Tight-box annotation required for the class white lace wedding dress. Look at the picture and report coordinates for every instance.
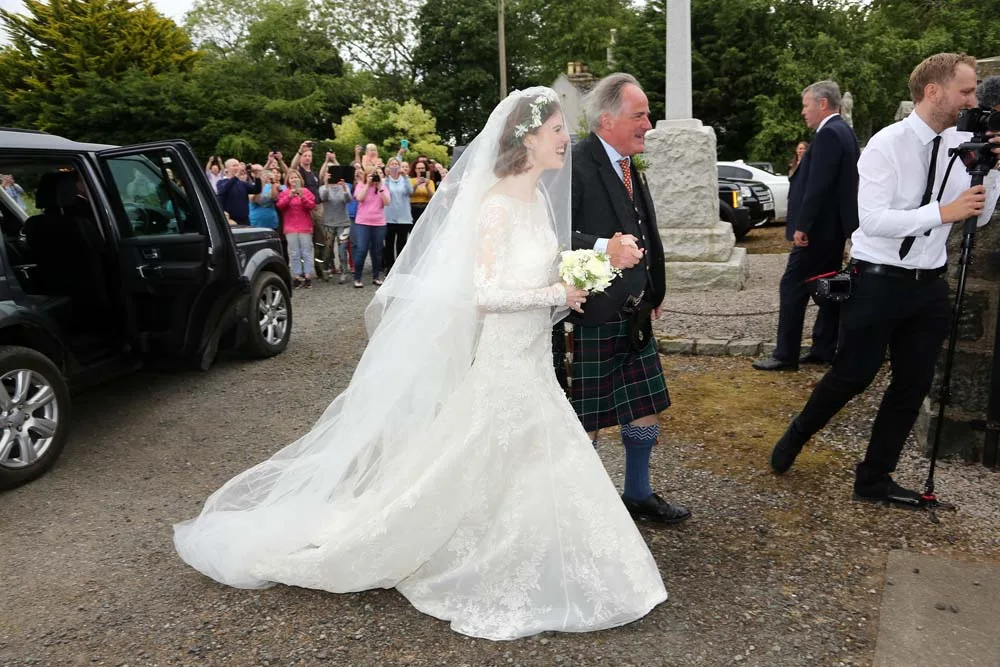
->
[174,192,667,640]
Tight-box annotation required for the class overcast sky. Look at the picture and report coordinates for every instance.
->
[0,0,195,38]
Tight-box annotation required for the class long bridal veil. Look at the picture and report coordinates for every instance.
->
[174,87,573,588]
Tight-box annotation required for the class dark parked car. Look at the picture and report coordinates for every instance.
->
[718,180,751,240]
[742,180,777,226]
[0,129,293,489]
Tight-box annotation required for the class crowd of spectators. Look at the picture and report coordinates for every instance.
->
[207,140,448,291]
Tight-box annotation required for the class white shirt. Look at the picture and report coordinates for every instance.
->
[592,134,631,253]
[851,110,1000,269]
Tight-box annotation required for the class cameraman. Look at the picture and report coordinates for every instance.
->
[769,53,1000,508]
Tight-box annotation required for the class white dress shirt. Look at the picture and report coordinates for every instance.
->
[591,134,631,253]
[851,110,1000,269]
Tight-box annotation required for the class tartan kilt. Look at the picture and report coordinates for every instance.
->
[571,316,670,433]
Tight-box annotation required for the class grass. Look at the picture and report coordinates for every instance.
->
[738,223,791,254]
[659,355,856,486]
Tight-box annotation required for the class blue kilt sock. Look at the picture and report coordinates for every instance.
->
[621,423,658,502]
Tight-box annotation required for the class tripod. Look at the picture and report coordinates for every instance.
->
[921,170,988,523]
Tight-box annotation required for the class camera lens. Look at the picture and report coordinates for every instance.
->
[988,110,1000,133]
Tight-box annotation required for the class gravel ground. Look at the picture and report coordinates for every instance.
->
[2,257,999,667]
[654,244,819,344]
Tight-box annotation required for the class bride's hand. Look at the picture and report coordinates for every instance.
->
[564,284,589,313]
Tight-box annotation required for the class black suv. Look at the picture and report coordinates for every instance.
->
[717,180,751,240]
[0,130,293,489]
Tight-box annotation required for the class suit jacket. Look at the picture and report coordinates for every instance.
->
[786,114,861,243]
[569,133,666,326]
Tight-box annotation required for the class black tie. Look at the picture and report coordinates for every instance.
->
[899,135,941,260]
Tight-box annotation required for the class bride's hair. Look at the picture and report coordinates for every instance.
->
[494,94,561,178]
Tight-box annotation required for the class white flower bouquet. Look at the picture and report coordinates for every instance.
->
[558,249,621,293]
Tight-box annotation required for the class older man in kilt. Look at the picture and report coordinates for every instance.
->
[563,73,691,525]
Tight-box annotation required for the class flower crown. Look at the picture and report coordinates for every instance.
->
[513,90,559,140]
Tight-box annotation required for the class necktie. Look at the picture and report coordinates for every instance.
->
[619,158,633,200]
[899,134,941,260]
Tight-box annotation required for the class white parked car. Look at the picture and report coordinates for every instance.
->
[717,160,789,222]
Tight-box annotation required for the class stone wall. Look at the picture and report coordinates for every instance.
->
[915,197,1000,462]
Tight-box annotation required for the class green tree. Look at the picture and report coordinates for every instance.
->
[518,0,635,84]
[183,0,262,53]
[329,97,450,165]
[412,0,534,144]
[0,0,199,130]
[614,0,665,123]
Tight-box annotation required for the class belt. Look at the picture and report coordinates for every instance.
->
[851,260,945,281]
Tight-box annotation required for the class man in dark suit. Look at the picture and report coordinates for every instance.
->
[562,73,690,524]
[753,80,860,371]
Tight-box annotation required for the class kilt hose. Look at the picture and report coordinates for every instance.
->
[571,315,670,433]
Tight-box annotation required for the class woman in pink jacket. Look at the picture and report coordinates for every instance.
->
[277,170,317,288]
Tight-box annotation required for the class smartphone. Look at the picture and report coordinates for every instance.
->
[306,141,315,149]
[400,139,409,149]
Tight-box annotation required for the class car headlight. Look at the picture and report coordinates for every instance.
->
[739,185,753,198]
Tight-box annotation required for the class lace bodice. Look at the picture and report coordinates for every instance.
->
[474,193,565,313]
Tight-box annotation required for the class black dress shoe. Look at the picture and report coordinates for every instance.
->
[752,357,798,372]
[621,493,691,525]
[799,352,834,365]
[852,478,923,510]
[770,420,809,474]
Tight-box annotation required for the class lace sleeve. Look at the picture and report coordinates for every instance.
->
[475,198,565,313]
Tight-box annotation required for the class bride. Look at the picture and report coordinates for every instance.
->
[174,87,667,641]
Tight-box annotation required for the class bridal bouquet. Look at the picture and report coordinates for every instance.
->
[559,249,621,293]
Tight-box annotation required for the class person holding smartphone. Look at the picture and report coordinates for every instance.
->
[319,164,353,281]
[409,159,435,224]
[351,165,390,288]
[382,157,414,272]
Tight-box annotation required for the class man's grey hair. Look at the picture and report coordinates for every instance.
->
[802,80,842,110]
[583,72,642,130]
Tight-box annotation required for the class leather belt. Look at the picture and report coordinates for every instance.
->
[851,260,945,281]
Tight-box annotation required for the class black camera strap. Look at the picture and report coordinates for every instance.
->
[899,136,959,259]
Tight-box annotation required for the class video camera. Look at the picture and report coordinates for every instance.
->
[952,105,1000,175]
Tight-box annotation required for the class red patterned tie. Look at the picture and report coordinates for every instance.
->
[619,158,633,201]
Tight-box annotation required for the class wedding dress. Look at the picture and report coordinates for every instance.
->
[174,88,667,641]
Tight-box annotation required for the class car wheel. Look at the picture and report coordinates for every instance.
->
[0,346,70,490]
[243,270,292,358]
[720,201,750,241]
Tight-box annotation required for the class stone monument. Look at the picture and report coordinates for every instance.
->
[642,0,749,290]
[841,91,854,128]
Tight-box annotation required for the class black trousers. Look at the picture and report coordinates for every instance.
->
[383,223,412,270]
[774,241,846,362]
[793,270,950,484]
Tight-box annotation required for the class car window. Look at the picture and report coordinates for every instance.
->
[718,165,752,180]
[102,149,202,237]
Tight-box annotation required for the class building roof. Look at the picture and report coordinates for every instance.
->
[565,72,597,92]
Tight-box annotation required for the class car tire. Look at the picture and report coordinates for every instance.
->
[720,201,750,241]
[0,346,70,491]
[243,270,292,358]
